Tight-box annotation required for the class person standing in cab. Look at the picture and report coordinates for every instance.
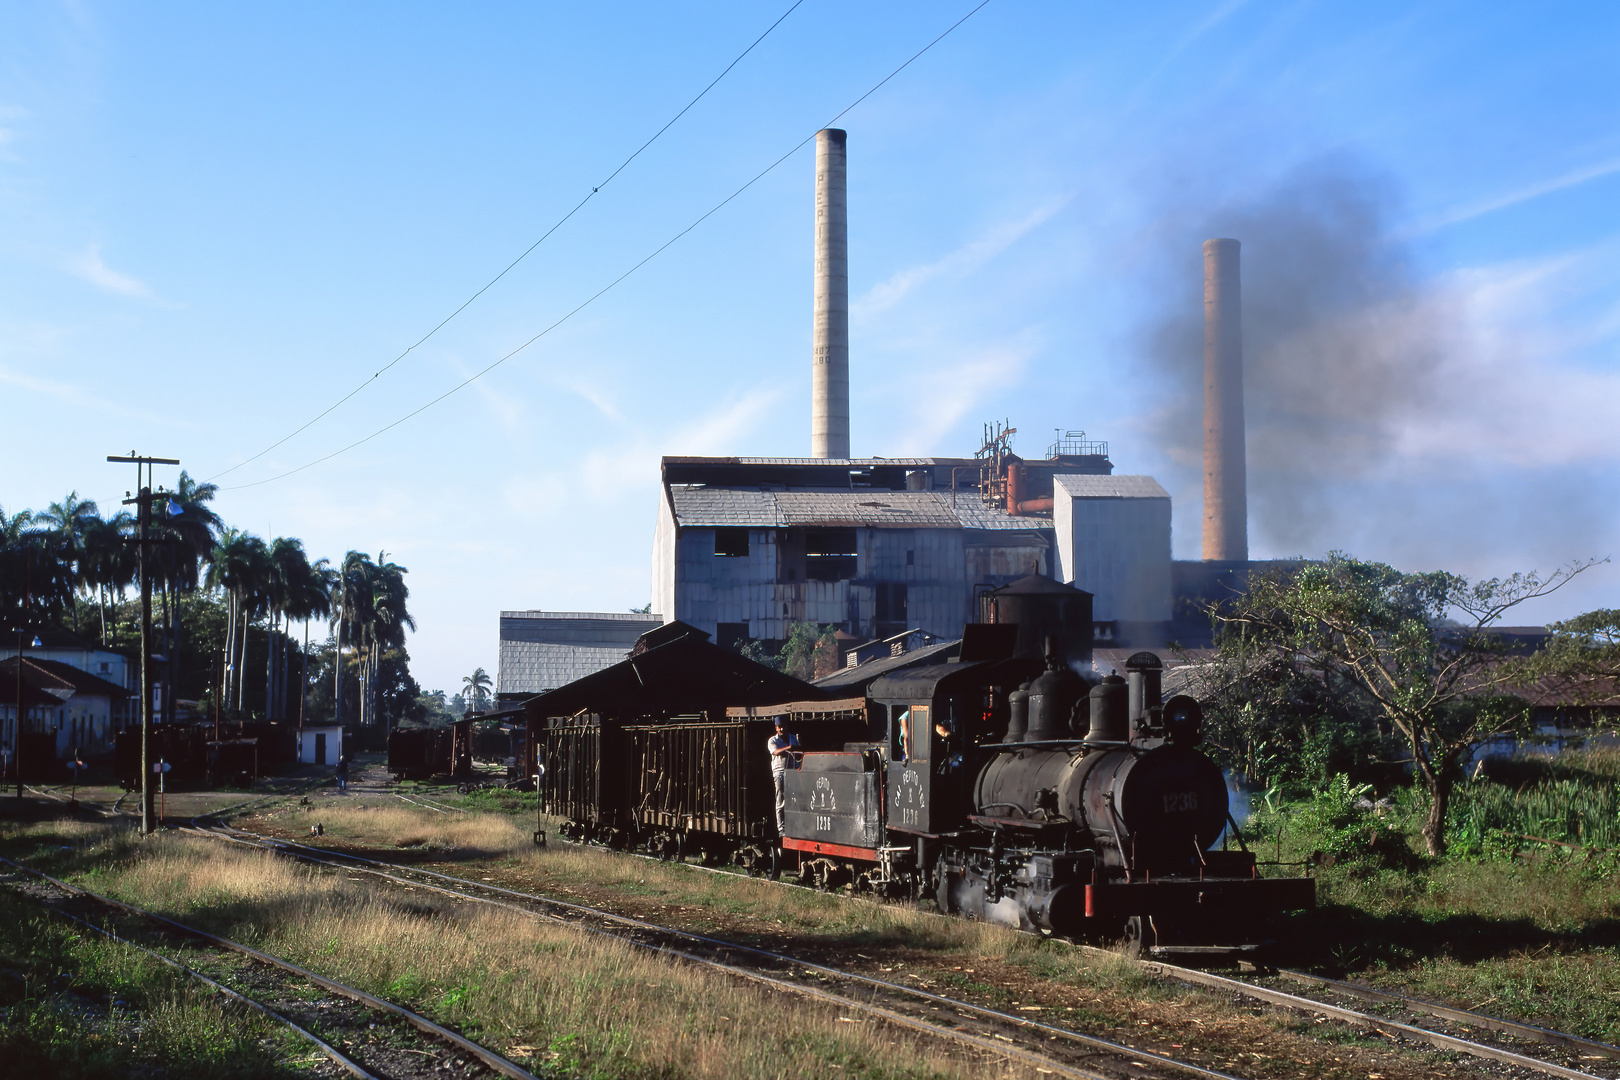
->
[767,718,797,837]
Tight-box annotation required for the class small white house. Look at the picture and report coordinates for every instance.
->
[297,725,344,766]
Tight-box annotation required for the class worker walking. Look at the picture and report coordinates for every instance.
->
[335,756,348,794]
[767,718,797,837]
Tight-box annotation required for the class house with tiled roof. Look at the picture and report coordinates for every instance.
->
[0,655,132,761]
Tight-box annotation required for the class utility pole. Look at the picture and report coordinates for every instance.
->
[15,547,30,799]
[109,454,179,835]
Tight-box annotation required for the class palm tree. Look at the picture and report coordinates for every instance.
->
[367,553,415,732]
[35,493,101,633]
[152,473,222,722]
[0,505,37,624]
[158,472,222,591]
[333,551,376,729]
[331,551,415,733]
[207,530,270,711]
[461,668,493,714]
[81,511,135,645]
[290,557,335,725]
[265,537,317,720]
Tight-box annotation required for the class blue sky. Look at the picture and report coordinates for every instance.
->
[3,1,1618,694]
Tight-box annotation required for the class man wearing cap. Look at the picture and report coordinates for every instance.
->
[767,718,797,837]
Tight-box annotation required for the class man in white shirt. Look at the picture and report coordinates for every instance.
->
[767,718,797,837]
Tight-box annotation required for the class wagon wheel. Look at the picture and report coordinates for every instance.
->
[934,856,954,914]
[768,845,781,882]
[811,859,833,891]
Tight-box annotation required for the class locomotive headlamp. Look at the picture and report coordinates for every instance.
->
[1161,695,1204,746]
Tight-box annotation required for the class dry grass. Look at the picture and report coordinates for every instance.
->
[270,801,533,854]
[20,822,1040,1080]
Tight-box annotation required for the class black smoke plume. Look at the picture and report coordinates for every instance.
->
[1138,155,1446,552]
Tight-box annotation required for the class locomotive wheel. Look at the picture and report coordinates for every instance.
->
[1120,916,1156,958]
[768,845,781,881]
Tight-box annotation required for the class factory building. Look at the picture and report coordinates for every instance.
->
[652,441,1178,652]
[1053,474,1173,645]
[503,130,1265,678]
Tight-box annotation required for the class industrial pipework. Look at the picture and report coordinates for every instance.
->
[812,128,849,459]
[1201,238,1247,561]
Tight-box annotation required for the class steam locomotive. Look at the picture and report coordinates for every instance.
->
[532,578,1313,953]
[787,645,1313,951]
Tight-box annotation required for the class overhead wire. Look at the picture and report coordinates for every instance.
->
[206,0,806,483]
[221,0,993,491]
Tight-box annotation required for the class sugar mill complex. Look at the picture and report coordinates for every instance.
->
[500,129,1271,700]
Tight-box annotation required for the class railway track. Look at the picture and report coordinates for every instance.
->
[192,820,1244,1080]
[211,816,1620,1080]
[21,783,1620,1078]
[1114,952,1620,1080]
[0,854,539,1080]
[550,830,1620,1078]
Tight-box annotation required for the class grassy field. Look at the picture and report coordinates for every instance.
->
[11,754,1614,1080]
[1245,750,1620,1042]
[0,883,311,1078]
[6,820,1044,1080]
[0,812,1495,1080]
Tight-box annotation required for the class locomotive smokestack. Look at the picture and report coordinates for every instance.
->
[1201,238,1248,561]
[811,128,849,459]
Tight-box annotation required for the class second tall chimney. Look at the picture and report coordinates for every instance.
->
[812,128,849,459]
[1201,238,1248,561]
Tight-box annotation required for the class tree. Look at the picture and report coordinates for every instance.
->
[461,667,493,713]
[0,505,73,626]
[334,551,418,733]
[775,622,837,682]
[1217,553,1601,856]
[207,529,270,711]
[81,510,135,644]
[1182,627,1390,795]
[157,472,223,592]
[266,538,315,720]
[34,493,101,632]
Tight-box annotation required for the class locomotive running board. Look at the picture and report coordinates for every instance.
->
[781,837,879,862]
[1084,876,1315,920]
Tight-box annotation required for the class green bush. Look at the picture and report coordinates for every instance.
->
[1448,774,1620,858]
[1250,774,1417,873]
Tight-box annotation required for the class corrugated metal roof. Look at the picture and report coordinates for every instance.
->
[669,488,1056,530]
[954,504,1055,531]
[812,639,962,694]
[775,491,960,527]
[500,611,665,622]
[668,487,786,527]
[662,456,938,466]
[498,642,631,696]
[1053,474,1170,499]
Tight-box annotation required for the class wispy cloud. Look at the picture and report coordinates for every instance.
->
[1417,157,1620,233]
[66,243,155,298]
[561,378,625,423]
[1119,0,1258,116]
[889,340,1034,456]
[0,104,25,148]
[0,363,140,417]
[500,382,788,519]
[853,195,1073,318]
